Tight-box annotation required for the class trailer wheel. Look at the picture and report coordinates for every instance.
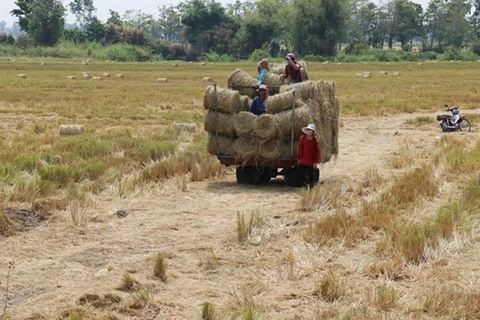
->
[236,166,254,184]
[285,167,304,187]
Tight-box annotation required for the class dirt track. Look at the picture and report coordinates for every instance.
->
[1,112,480,319]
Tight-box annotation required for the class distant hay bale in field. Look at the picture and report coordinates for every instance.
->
[270,66,284,75]
[362,72,372,78]
[203,86,240,113]
[280,140,298,158]
[259,137,283,159]
[235,136,259,157]
[207,134,236,156]
[82,72,90,76]
[227,69,257,97]
[172,63,178,67]
[18,74,27,79]
[279,81,315,102]
[156,78,169,83]
[202,76,214,82]
[204,110,235,136]
[103,72,111,78]
[117,74,125,78]
[253,114,277,139]
[83,74,92,80]
[172,122,197,133]
[92,76,104,80]
[322,61,330,65]
[234,111,255,136]
[67,76,78,80]
[41,62,46,66]
[81,60,88,65]
[59,125,84,136]
[201,62,206,65]
[239,95,251,112]
[392,72,401,76]
[379,71,388,75]
[274,105,313,138]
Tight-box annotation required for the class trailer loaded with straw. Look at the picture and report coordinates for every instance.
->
[203,69,339,185]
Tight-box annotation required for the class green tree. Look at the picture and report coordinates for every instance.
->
[69,0,96,29]
[85,16,105,41]
[423,0,445,51]
[107,10,122,26]
[394,0,422,46]
[11,0,33,32]
[292,0,345,56]
[440,0,471,48]
[12,0,66,45]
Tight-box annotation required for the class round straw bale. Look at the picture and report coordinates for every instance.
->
[156,78,169,83]
[117,74,125,78]
[59,125,84,136]
[234,136,259,157]
[202,76,214,82]
[83,74,92,80]
[172,123,197,133]
[81,60,88,65]
[203,86,241,113]
[270,66,284,75]
[279,81,315,101]
[18,74,27,79]
[262,73,284,94]
[274,104,313,138]
[207,134,236,156]
[259,137,283,159]
[234,111,256,136]
[239,95,252,112]
[103,72,111,78]
[204,110,235,136]
[279,140,299,158]
[67,76,77,80]
[253,114,277,139]
[92,76,104,80]
[227,69,257,97]
[265,91,297,114]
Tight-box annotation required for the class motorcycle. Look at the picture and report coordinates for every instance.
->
[437,106,471,132]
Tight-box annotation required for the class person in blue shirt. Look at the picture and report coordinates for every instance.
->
[249,84,268,115]
[257,59,269,85]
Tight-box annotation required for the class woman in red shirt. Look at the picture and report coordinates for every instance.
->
[298,124,321,188]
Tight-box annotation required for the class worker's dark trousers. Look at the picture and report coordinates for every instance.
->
[298,164,315,188]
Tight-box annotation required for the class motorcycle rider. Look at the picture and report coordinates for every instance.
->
[446,105,460,127]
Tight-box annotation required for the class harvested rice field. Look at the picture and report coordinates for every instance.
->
[1,59,480,319]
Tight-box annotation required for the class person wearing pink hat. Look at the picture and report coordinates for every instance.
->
[281,53,308,83]
[298,123,320,188]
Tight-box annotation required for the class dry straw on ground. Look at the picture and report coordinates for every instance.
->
[234,136,259,157]
[262,73,284,93]
[204,110,235,136]
[203,86,241,113]
[252,114,277,139]
[279,81,316,101]
[207,134,236,156]
[59,125,84,136]
[234,111,256,136]
[239,95,251,112]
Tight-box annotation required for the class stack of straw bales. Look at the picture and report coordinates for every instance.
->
[205,70,339,163]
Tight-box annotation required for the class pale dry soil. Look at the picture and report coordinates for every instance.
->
[1,112,480,319]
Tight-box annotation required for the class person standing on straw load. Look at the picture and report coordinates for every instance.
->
[298,124,320,188]
[257,59,269,86]
[249,84,268,115]
[281,53,308,83]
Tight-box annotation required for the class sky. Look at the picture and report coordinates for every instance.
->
[0,0,429,28]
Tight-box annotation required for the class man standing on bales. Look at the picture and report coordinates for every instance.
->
[298,124,320,188]
[281,53,308,83]
[249,84,268,115]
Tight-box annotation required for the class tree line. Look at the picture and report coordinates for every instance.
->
[3,0,480,60]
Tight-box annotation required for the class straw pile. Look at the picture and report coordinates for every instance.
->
[262,73,284,93]
[227,69,257,97]
[253,114,277,139]
[204,110,235,136]
[270,66,284,75]
[234,111,256,136]
[274,105,313,138]
[204,86,241,113]
[205,70,339,163]
[208,134,235,155]
[59,125,84,136]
